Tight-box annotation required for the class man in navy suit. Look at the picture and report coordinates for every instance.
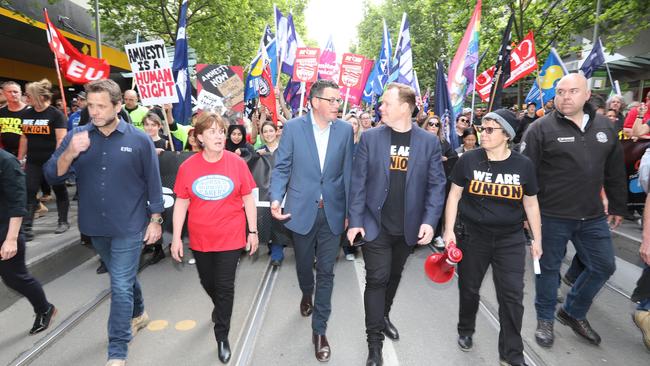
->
[270,79,354,362]
[347,83,446,366]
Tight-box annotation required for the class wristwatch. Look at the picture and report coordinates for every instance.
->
[150,216,164,224]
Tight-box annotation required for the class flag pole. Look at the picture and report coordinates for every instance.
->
[342,87,350,116]
[299,82,305,117]
[469,61,478,123]
[535,67,544,109]
[52,55,69,118]
[487,66,502,112]
[599,39,616,94]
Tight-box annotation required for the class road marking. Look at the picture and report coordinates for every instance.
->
[147,320,169,331]
[175,320,197,331]
[352,257,400,366]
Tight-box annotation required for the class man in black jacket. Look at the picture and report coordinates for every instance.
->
[522,73,627,348]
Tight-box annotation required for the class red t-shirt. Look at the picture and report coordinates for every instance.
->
[173,151,256,252]
[623,105,650,129]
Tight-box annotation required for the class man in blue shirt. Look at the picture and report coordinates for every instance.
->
[67,91,86,131]
[44,79,163,366]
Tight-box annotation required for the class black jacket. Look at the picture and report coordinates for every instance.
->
[0,148,27,240]
[521,104,627,219]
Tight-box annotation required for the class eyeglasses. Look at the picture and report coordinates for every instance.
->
[428,121,440,127]
[476,126,503,134]
[314,96,343,105]
[277,125,283,129]
[459,118,468,123]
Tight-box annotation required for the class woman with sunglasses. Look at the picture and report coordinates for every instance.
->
[421,115,458,248]
[455,115,470,137]
[443,108,542,366]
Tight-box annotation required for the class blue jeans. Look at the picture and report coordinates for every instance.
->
[91,231,145,360]
[535,216,616,320]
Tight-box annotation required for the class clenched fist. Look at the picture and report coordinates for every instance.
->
[67,131,91,158]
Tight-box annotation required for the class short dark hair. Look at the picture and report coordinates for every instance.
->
[309,79,339,102]
[386,82,416,113]
[85,79,122,106]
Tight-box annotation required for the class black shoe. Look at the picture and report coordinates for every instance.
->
[96,261,108,274]
[300,294,313,317]
[556,308,601,345]
[54,222,70,234]
[148,247,165,265]
[270,259,282,267]
[366,344,383,366]
[535,319,554,348]
[30,304,56,335]
[457,335,472,351]
[217,339,231,363]
[500,359,529,366]
[381,316,399,340]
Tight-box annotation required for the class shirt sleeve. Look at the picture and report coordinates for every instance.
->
[523,157,539,196]
[449,153,468,187]
[0,154,27,218]
[623,108,638,129]
[173,162,191,199]
[238,157,256,196]
[141,137,164,214]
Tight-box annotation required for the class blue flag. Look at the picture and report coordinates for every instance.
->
[172,0,192,125]
[362,19,392,103]
[395,13,416,90]
[525,48,567,109]
[435,61,459,149]
[580,38,605,79]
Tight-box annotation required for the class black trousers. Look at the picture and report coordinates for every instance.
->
[457,224,526,365]
[0,235,50,313]
[192,248,241,342]
[362,229,412,344]
[25,163,69,224]
[292,208,340,335]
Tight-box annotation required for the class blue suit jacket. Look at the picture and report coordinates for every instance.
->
[348,124,447,245]
[270,113,354,235]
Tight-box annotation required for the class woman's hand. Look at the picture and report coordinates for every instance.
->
[247,233,259,255]
[170,237,184,262]
[443,230,456,248]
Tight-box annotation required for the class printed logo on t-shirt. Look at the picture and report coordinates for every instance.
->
[22,119,51,134]
[468,170,523,200]
[0,117,23,135]
[596,131,608,143]
[389,145,409,172]
[192,174,234,200]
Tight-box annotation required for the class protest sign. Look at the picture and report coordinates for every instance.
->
[292,47,321,83]
[339,53,366,89]
[125,40,178,106]
[195,64,244,112]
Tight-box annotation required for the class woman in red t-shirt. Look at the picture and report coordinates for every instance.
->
[170,112,258,364]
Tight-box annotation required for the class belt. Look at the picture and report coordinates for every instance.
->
[317,199,324,208]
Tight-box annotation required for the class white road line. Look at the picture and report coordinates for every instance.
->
[352,257,400,366]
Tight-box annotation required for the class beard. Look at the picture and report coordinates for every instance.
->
[92,114,118,128]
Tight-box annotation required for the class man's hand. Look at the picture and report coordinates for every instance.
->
[640,239,650,265]
[0,238,18,260]
[170,237,183,262]
[347,227,365,246]
[417,224,434,245]
[143,219,162,245]
[270,200,291,220]
[67,131,91,158]
[607,215,623,229]
[247,233,259,256]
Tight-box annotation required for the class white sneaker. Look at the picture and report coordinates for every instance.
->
[345,253,355,261]
[106,359,126,366]
[188,258,196,265]
[131,311,149,336]
[433,236,445,248]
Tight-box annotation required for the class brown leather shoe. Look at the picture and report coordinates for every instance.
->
[300,294,313,317]
[313,333,331,362]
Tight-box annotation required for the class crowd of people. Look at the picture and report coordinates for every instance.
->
[0,74,649,366]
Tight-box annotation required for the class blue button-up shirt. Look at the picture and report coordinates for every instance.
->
[44,119,164,237]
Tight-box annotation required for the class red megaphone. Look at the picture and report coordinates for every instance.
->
[424,241,463,283]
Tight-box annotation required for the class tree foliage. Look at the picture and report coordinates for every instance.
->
[92,0,309,66]
[356,0,650,93]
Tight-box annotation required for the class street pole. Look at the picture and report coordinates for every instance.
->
[94,0,102,58]
[589,0,601,89]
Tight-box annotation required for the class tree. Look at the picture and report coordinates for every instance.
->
[357,0,650,100]
[92,0,309,67]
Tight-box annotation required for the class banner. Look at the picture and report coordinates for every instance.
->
[125,40,179,106]
[292,47,321,83]
[448,0,481,117]
[339,58,373,106]
[318,35,338,82]
[339,53,366,89]
[195,64,244,112]
[44,9,110,84]
[475,31,537,102]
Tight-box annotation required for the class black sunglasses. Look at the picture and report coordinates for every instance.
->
[428,121,440,127]
[476,126,503,134]
[277,125,283,129]
[459,118,468,123]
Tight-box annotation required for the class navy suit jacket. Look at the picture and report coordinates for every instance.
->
[348,124,447,245]
[270,113,354,235]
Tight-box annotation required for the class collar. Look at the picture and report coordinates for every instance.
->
[554,102,596,130]
[310,111,332,129]
[91,117,127,135]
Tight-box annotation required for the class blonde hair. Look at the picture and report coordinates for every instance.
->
[25,79,53,110]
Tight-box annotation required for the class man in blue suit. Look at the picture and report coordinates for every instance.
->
[347,83,446,366]
[270,79,354,362]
